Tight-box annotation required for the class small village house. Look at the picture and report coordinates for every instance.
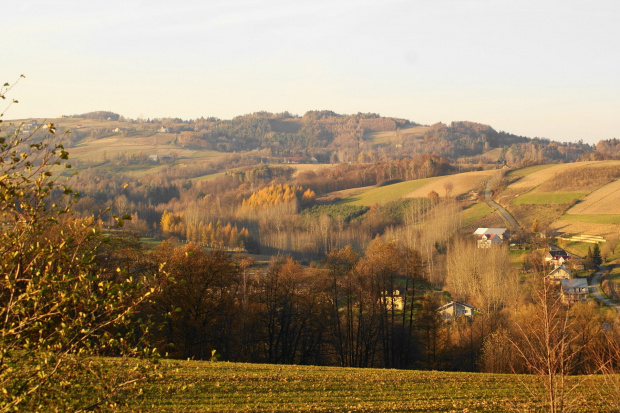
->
[437,301,475,322]
[560,278,588,305]
[474,228,509,248]
[546,265,572,283]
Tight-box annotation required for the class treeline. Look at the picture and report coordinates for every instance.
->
[62,111,599,165]
[125,235,618,375]
[69,155,463,258]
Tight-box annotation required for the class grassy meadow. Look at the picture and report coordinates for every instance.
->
[365,125,429,144]
[495,161,620,237]
[511,192,586,205]
[339,177,439,206]
[123,360,615,412]
[461,202,495,228]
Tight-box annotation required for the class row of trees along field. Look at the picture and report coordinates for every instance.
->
[137,237,619,377]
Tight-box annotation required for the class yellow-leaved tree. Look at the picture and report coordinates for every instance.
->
[0,77,161,412]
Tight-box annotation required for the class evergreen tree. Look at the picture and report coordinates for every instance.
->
[592,243,603,267]
[584,246,594,270]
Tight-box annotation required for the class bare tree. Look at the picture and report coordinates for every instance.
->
[443,180,454,198]
[509,281,588,413]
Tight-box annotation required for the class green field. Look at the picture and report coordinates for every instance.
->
[340,177,439,206]
[608,266,620,285]
[506,164,554,178]
[509,249,529,266]
[555,240,591,258]
[511,192,586,205]
[125,360,610,412]
[461,202,494,228]
[559,214,620,225]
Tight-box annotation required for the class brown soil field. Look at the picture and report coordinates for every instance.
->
[566,178,620,214]
[403,170,496,199]
[509,161,620,189]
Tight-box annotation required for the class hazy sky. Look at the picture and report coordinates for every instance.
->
[3,0,619,143]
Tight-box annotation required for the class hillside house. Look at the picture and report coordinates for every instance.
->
[437,301,475,322]
[474,228,509,248]
[546,265,572,282]
[560,278,588,305]
[545,249,571,266]
[284,156,318,164]
[148,154,173,163]
[477,234,503,248]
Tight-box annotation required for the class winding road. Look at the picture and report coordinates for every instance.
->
[484,180,521,231]
[589,265,620,313]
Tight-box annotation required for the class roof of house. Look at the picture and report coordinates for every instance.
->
[560,278,588,293]
[474,228,509,236]
[437,300,475,312]
[548,265,571,276]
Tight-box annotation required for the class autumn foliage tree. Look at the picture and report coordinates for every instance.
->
[0,79,159,412]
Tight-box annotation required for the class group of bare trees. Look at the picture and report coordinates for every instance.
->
[140,238,476,370]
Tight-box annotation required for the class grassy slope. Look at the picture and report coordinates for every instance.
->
[339,177,439,206]
[499,162,620,237]
[461,202,494,228]
[512,192,587,204]
[128,360,609,412]
[559,214,620,225]
[365,125,430,144]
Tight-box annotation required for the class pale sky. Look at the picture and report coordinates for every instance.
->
[3,0,619,143]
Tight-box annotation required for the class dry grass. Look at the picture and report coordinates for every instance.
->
[403,170,496,199]
[550,219,620,238]
[507,204,567,231]
[480,148,503,162]
[537,163,620,193]
[567,178,620,214]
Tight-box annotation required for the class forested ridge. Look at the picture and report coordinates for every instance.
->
[56,109,603,163]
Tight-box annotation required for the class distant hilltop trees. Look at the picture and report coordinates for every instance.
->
[71,110,121,121]
[55,109,617,164]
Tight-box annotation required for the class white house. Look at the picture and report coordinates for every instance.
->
[437,301,475,321]
[474,228,509,248]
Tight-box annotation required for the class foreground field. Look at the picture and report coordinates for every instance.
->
[128,361,612,412]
